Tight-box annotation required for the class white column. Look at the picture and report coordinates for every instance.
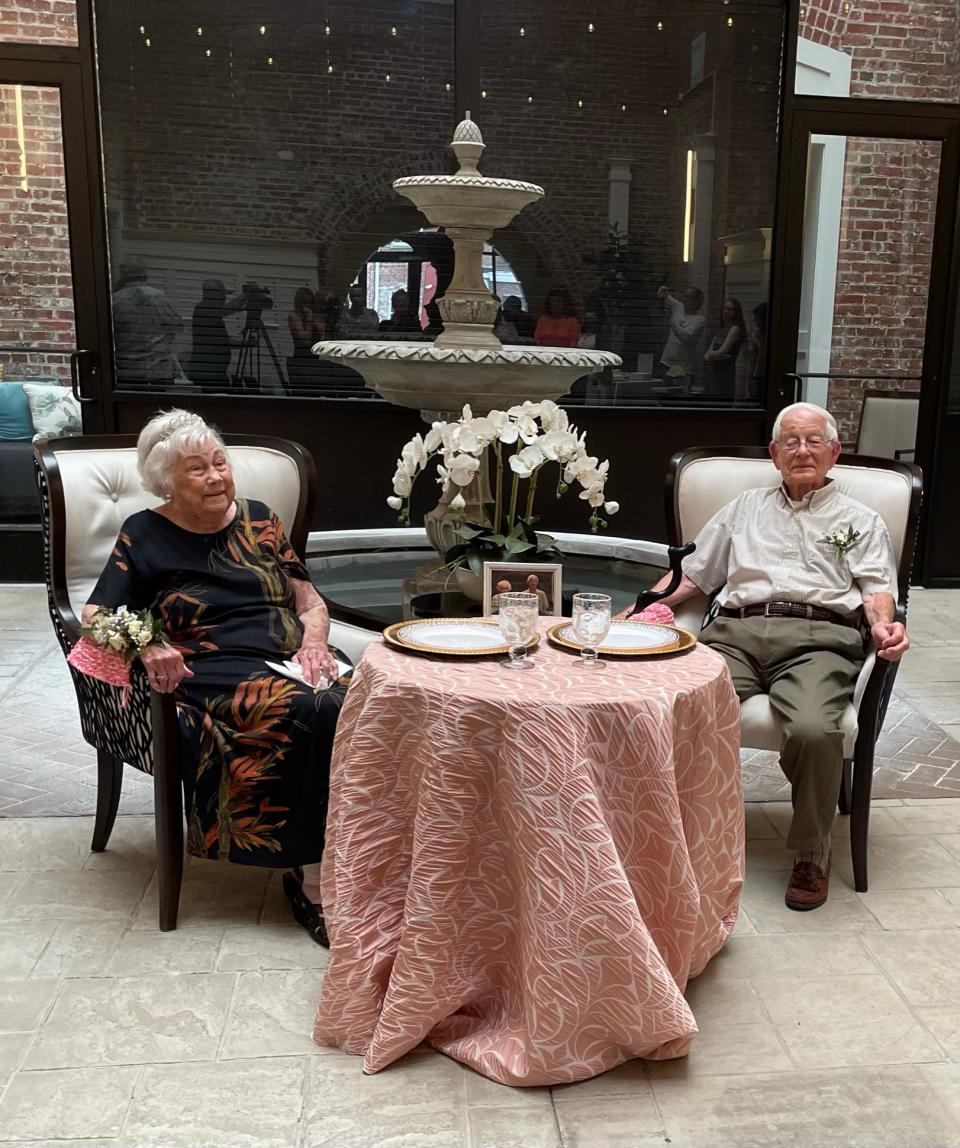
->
[607,159,633,236]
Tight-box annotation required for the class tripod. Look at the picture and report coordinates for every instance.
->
[233,315,287,394]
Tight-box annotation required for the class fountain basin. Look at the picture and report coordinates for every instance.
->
[311,339,620,414]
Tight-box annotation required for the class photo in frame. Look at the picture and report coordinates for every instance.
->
[483,562,563,617]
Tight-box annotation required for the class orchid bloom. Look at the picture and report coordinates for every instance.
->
[508,445,544,478]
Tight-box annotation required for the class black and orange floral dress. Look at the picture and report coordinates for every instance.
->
[88,498,348,868]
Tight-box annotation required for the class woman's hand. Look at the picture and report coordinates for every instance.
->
[140,643,193,693]
[293,642,339,687]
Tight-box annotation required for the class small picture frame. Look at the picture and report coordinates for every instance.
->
[483,562,563,617]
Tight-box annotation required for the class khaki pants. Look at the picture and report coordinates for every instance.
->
[702,616,866,851]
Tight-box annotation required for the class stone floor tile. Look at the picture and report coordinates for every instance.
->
[753,972,945,1069]
[0,923,53,978]
[551,1059,652,1100]
[300,1048,469,1148]
[937,834,960,864]
[467,1106,560,1148]
[132,864,270,931]
[216,922,328,972]
[650,1065,960,1148]
[649,1019,794,1079]
[0,818,91,871]
[683,974,769,1028]
[860,888,960,930]
[0,1065,140,1141]
[123,1056,307,1148]
[744,806,779,840]
[0,868,152,922]
[834,834,960,891]
[741,868,880,934]
[219,969,328,1060]
[0,874,20,910]
[107,927,223,976]
[940,887,960,909]
[914,1006,960,1060]
[24,972,236,1068]
[82,814,157,870]
[465,1072,553,1109]
[553,1090,663,1147]
[862,930,960,1007]
[701,932,875,983]
[29,920,126,979]
[920,1063,960,1132]
[0,1032,28,1085]
[0,979,59,1032]
[886,808,960,835]
[730,907,757,935]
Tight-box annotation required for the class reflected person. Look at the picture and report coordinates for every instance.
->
[702,297,747,403]
[112,260,183,389]
[188,279,244,392]
[657,285,705,388]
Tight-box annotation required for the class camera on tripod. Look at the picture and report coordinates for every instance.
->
[240,282,274,324]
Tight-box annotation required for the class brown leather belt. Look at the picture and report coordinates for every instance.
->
[718,601,863,630]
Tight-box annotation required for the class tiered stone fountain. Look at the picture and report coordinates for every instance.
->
[312,114,620,553]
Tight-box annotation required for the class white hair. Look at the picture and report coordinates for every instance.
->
[137,409,227,498]
[771,402,838,443]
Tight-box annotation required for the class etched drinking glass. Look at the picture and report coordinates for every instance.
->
[571,592,612,667]
[497,592,539,669]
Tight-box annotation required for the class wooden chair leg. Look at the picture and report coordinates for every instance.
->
[91,750,123,852]
[850,743,874,893]
[151,692,184,932]
[838,758,852,816]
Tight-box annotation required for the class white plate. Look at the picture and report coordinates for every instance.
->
[548,619,684,656]
[398,621,507,650]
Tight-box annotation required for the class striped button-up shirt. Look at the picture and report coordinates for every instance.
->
[682,481,898,617]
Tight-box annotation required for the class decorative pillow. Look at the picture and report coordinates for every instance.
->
[22,383,83,441]
[0,382,35,441]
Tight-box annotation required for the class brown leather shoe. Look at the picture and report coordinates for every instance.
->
[785,855,831,911]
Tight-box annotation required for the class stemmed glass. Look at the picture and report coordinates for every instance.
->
[497,592,539,669]
[571,592,612,667]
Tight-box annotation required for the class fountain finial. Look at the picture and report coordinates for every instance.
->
[451,112,485,176]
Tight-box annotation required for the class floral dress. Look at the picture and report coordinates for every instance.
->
[88,498,348,868]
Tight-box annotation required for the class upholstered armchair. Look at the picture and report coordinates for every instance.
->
[35,434,316,930]
[665,447,923,891]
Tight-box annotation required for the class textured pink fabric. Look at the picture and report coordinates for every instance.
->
[314,618,743,1086]
[67,637,131,688]
[631,602,675,624]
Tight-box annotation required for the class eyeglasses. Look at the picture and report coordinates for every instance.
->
[779,436,830,453]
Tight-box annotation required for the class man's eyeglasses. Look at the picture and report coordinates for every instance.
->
[779,436,830,453]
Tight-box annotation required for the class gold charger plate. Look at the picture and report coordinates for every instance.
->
[547,620,696,657]
[383,617,541,658]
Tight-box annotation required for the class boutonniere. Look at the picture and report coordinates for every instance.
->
[820,524,862,561]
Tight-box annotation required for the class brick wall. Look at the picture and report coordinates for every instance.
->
[799,0,958,441]
[0,82,74,383]
[0,0,76,46]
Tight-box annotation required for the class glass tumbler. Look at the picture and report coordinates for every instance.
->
[571,592,612,666]
[497,592,539,669]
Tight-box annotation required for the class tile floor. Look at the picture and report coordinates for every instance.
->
[0,586,959,1146]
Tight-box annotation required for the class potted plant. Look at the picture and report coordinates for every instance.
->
[387,401,619,596]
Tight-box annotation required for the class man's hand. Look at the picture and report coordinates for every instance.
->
[871,620,909,662]
[140,643,193,694]
[293,642,339,687]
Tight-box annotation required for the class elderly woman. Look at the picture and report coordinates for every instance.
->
[82,409,344,944]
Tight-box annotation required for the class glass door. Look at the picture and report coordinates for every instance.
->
[788,129,941,456]
[0,61,107,428]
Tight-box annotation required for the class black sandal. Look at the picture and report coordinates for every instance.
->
[282,869,329,948]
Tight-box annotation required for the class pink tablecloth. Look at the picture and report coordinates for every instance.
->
[314,619,743,1086]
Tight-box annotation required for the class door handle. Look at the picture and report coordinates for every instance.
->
[70,349,97,403]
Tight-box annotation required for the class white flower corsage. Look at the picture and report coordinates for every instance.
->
[820,525,862,561]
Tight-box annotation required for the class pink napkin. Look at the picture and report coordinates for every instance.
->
[630,602,675,624]
[67,636,132,704]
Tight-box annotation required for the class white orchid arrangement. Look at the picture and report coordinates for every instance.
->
[387,400,619,572]
[80,605,166,662]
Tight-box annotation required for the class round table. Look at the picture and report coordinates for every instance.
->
[313,618,744,1087]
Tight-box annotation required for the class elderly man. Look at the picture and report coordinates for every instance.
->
[649,402,908,910]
